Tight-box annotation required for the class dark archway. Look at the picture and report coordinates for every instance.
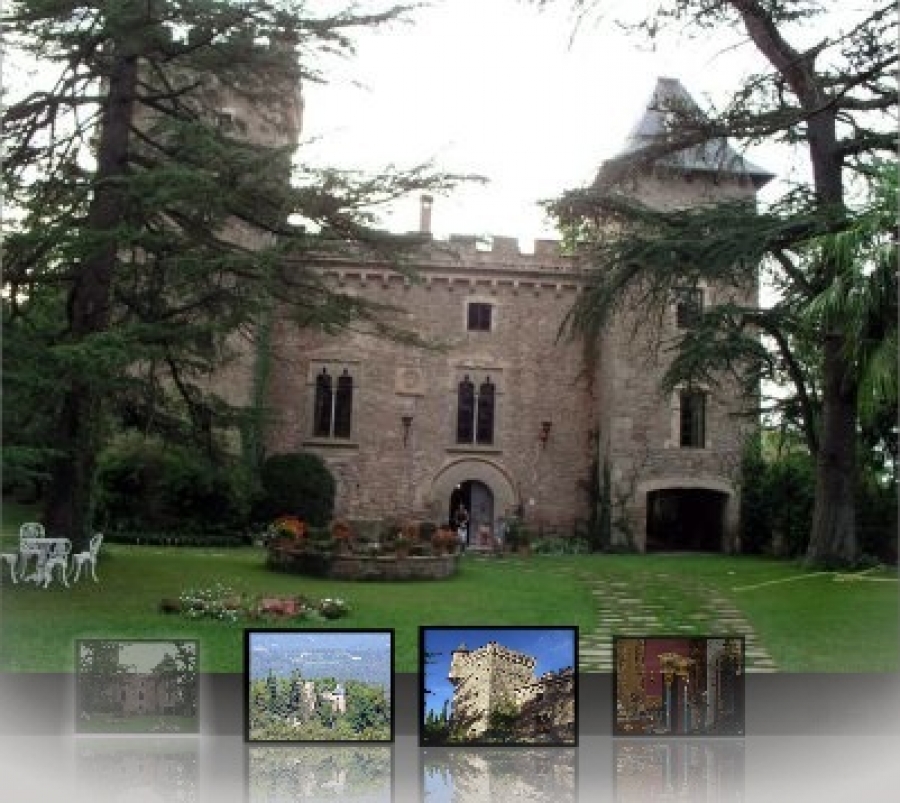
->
[646,489,727,551]
[448,480,494,546]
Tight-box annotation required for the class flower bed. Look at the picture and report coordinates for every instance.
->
[266,522,461,581]
[159,583,350,621]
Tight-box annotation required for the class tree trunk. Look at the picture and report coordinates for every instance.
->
[805,335,859,566]
[42,39,139,549]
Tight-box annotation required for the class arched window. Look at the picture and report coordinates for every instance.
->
[313,366,354,439]
[456,374,496,445]
[334,369,353,438]
[313,368,333,437]
[456,376,475,443]
[476,377,495,444]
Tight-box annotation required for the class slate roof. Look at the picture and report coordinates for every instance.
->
[612,77,773,186]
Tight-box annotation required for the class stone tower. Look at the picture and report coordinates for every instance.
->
[591,77,773,551]
[448,641,537,738]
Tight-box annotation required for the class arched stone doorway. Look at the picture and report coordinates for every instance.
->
[429,459,518,543]
[449,480,494,547]
[646,488,729,552]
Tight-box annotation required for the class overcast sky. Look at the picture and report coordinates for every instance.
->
[300,0,805,244]
[7,1,853,243]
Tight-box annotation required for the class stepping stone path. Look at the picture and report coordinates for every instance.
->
[579,572,778,673]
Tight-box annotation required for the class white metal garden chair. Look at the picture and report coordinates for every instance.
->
[71,534,104,583]
[17,522,46,578]
[41,538,72,588]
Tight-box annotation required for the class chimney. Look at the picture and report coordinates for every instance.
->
[419,194,433,236]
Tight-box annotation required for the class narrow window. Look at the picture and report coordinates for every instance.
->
[457,376,475,443]
[313,367,354,439]
[476,377,495,444]
[313,368,333,437]
[467,303,492,332]
[679,391,706,448]
[456,375,496,445]
[334,370,353,438]
[675,287,703,328]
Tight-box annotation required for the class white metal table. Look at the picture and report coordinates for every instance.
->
[19,537,72,586]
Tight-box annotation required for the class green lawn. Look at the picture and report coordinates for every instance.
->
[0,544,896,672]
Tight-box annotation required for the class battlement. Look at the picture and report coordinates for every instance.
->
[444,235,564,259]
[457,641,536,671]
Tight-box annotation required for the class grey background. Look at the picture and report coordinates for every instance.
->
[2,672,899,801]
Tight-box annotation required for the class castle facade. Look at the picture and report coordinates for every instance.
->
[212,76,770,551]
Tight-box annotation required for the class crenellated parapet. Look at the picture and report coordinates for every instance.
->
[449,641,537,683]
[315,235,581,300]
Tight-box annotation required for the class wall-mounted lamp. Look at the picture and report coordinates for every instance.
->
[539,420,552,447]
[401,414,414,447]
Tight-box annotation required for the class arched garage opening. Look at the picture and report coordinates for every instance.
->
[646,488,729,552]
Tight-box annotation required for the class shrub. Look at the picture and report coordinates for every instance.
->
[740,439,818,558]
[95,434,252,534]
[532,536,591,555]
[258,452,336,526]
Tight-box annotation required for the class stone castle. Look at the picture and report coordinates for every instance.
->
[448,641,575,743]
[91,672,179,717]
[198,56,771,550]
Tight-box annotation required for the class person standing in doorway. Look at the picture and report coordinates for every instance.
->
[454,503,469,549]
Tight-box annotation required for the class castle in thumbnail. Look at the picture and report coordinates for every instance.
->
[190,39,771,552]
[448,641,575,744]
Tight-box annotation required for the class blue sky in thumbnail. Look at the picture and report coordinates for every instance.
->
[421,627,577,719]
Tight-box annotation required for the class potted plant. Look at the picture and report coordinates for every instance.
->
[431,528,457,556]
[394,533,411,559]
[331,519,354,553]
[505,518,531,555]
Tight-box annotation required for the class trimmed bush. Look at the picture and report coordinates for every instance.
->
[257,452,335,526]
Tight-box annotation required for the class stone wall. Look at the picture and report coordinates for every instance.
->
[265,239,595,532]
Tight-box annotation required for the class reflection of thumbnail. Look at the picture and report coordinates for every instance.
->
[614,637,744,736]
[76,738,198,802]
[422,748,576,803]
[247,745,391,802]
[614,740,744,802]
[76,639,199,734]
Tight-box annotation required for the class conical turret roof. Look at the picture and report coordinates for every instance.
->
[611,77,773,186]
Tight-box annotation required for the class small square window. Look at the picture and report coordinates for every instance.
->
[675,287,703,328]
[467,302,492,331]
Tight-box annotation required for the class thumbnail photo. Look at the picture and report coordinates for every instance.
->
[75,639,198,734]
[614,636,745,736]
[420,626,578,746]
[245,629,393,742]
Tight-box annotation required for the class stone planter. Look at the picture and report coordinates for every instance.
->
[328,553,459,580]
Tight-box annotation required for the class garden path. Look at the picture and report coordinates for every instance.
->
[578,571,778,673]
